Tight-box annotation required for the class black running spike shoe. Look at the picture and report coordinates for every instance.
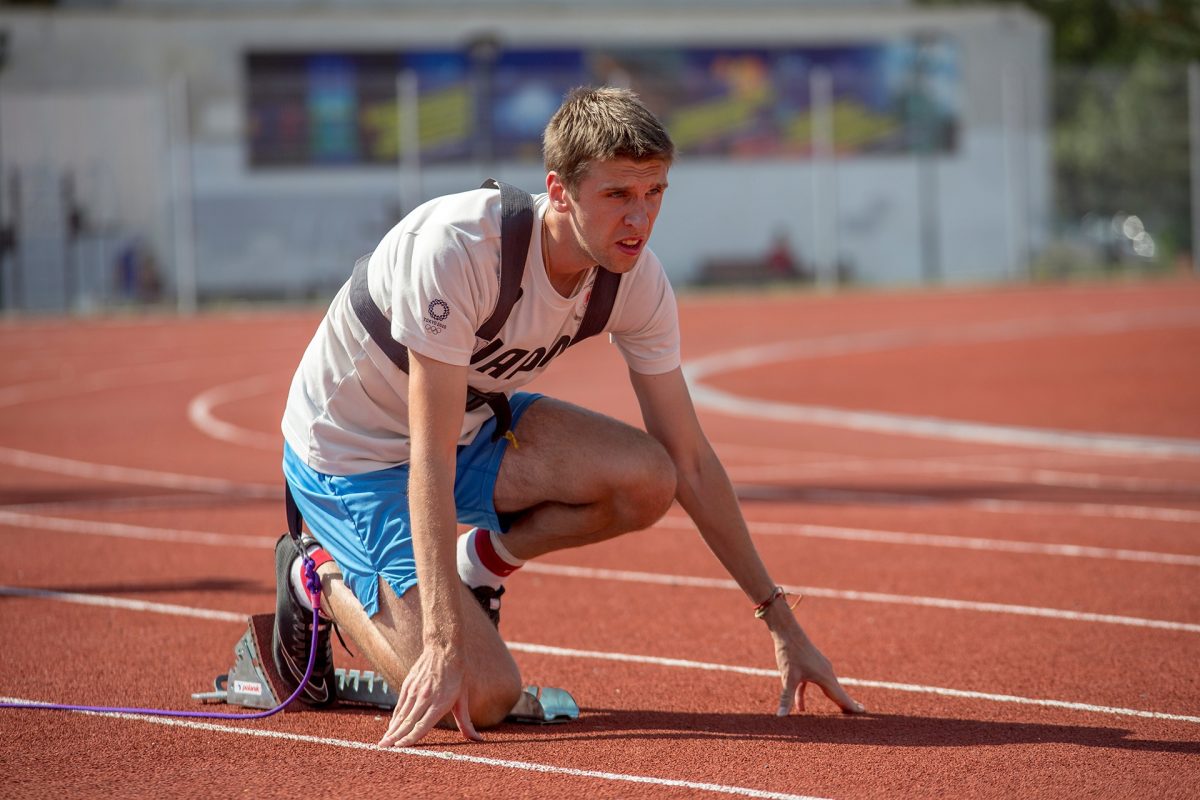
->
[470,584,505,629]
[272,533,336,706]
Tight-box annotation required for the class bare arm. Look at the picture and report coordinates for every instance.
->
[629,366,864,716]
[379,351,483,747]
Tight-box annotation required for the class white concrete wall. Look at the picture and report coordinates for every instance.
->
[0,4,1049,302]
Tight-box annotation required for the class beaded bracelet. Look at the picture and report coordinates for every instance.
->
[753,586,803,619]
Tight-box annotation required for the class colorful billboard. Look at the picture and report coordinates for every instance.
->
[245,39,959,167]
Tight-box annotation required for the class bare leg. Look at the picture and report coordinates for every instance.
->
[316,564,523,728]
[495,397,677,560]
[306,398,669,728]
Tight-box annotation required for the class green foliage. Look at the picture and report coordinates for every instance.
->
[1055,55,1189,254]
[919,0,1196,257]
[914,1,1200,64]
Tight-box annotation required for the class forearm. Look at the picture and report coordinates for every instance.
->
[673,447,780,611]
[407,451,466,649]
[406,350,471,652]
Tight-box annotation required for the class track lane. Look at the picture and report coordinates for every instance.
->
[4,279,1200,798]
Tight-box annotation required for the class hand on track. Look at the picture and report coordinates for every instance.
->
[379,645,482,748]
[773,624,865,717]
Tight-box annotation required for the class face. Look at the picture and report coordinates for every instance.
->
[548,157,670,274]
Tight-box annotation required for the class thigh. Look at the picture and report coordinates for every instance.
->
[493,396,671,514]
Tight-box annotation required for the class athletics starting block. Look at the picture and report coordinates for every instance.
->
[192,613,579,724]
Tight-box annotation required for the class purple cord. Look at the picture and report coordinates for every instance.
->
[1,557,323,720]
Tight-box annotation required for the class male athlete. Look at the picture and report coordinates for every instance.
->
[277,86,864,748]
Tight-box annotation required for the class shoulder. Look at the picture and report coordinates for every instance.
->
[405,187,503,244]
[622,247,672,293]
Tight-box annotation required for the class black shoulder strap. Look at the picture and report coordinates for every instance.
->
[349,179,534,375]
[476,179,533,341]
[570,267,623,346]
[350,252,411,371]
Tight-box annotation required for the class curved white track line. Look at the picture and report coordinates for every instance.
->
[187,373,285,450]
[683,309,1200,459]
[3,588,1197,726]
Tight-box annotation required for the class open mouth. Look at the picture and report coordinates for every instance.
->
[616,238,643,256]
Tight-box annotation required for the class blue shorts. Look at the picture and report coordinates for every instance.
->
[282,392,543,617]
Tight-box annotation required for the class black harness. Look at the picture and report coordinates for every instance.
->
[348,179,623,441]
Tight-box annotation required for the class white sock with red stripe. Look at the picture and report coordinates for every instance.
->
[289,539,334,619]
[457,527,525,590]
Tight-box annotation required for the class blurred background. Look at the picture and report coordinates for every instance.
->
[0,0,1194,313]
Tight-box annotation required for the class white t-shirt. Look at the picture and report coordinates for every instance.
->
[282,187,681,475]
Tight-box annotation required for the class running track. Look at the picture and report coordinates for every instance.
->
[2,279,1198,799]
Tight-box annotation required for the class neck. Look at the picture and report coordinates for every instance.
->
[542,211,589,298]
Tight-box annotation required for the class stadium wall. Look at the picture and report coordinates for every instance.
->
[0,4,1049,308]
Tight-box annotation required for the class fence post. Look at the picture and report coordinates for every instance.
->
[1189,62,1200,273]
[809,66,838,289]
[167,74,197,314]
[397,69,422,217]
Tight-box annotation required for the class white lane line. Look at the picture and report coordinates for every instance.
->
[689,387,1200,460]
[0,510,276,549]
[652,516,1200,567]
[3,445,1194,524]
[0,446,279,498]
[713,444,1176,470]
[505,645,1200,725]
[735,484,1200,525]
[0,361,210,410]
[963,497,1200,524]
[187,374,285,450]
[684,310,1200,459]
[0,586,245,623]
[2,493,248,514]
[727,458,1200,495]
[0,696,825,800]
[4,514,1196,631]
[3,588,1197,727]
[520,563,1200,634]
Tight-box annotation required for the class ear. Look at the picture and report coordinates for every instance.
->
[546,172,571,212]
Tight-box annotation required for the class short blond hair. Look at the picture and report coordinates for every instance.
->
[543,87,675,193]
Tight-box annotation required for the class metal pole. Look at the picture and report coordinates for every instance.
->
[0,83,5,311]
[912,33,942,284]
[1002,63,1026,280]
[0,32,8,311]
[397,70,422,216]
[468,35,499,171]
[167,74,197,314]
[810,67,836,288]
[1189,62,1200,273]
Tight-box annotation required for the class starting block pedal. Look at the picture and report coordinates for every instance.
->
[193,613,286,710]
[194,613,579,724]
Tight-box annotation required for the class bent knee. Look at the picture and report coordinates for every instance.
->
[471,670,524,728]
[614,437,676,531]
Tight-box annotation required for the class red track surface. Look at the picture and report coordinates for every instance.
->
[2,279,1199,799]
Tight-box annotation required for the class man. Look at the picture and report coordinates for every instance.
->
[278,86,864,748]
